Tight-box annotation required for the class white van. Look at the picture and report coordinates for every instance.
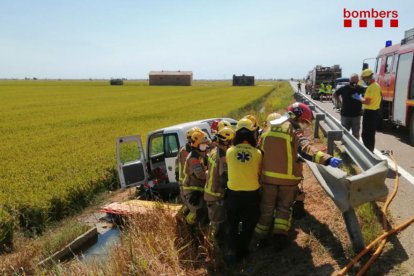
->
[116,118,237,199]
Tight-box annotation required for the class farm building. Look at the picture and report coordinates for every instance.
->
[233,74,255,86]
[110,79,124,85]
[149,71,193,86]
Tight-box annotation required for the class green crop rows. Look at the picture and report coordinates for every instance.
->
[0,80,275,233]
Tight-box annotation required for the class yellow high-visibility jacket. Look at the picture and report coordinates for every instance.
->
[260,121,332,186]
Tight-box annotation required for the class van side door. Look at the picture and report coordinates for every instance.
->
[116,135,148,188]
[163,132,181,183]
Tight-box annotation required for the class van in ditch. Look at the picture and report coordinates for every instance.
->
[116,118,237,200]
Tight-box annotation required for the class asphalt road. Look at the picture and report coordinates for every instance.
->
[291,81,414,272]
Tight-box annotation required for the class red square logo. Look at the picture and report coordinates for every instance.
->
[375,19,383,28]
[390,19,398,28]
[344,19,352,28]
[359,19,367,28]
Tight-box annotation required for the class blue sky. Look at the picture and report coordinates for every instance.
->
[0,0,412,79]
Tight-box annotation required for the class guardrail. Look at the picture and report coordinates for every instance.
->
[292,87,389,253]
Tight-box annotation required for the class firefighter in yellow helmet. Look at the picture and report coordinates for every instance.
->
[253,103,342,249]
[225,118,262,262]
[217,119,232,131]
[243,114,260,142]
[182,130,210,225]
[176,127,201,214]
[204,126,235,245]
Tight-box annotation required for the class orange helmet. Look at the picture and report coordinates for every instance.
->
[287,102,313,123]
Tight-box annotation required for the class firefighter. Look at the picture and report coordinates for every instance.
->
[253,102,342,249]
[217,119,232,131]
[326,83,333,94]
[182,130,210,225]
[204,126,235,244]
[258,112,282,147]
[243,114,260,142]
[318,82,326,101]
[225,118,262,262]
[319,82,326,93]
[211,120,232,150]
[176,127,201,212]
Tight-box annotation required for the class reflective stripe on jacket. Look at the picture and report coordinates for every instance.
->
[204,146,228,201]
[260,121,331,186]
[176,146,189,183]
[183,149,207,194]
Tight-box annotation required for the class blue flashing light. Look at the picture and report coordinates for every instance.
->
[385,40,392,47]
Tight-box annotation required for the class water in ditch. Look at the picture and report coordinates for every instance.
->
[79,223,121,264]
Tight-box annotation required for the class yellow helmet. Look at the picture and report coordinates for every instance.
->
[191,130,209,147]
[236,118,256,132]
[243,115,258,130]
[361,69,374,78]
[186,127,201,140]
[217,126,235,142]
[266,112,282,124]
[217,120,231,131]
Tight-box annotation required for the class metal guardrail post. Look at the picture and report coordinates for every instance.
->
[314,113,325,139]
[327,130,343,155]
[343,209,365,253]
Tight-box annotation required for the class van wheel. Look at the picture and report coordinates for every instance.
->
[409,111,414,146]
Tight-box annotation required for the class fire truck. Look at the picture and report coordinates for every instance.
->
[371,28,414,146]
[305,65,342,100]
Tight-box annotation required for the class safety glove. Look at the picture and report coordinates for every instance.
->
[328,157,342,168]
[188,191,203,206]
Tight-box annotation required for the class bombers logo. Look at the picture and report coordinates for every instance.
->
[343,8,398,28]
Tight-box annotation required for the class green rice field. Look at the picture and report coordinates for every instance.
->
[0,80,285,230]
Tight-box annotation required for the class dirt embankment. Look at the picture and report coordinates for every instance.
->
[244,166,350,275]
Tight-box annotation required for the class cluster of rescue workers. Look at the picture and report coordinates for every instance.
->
[175,102,343,264]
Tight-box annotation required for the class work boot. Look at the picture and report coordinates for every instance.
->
[273,234,290,251]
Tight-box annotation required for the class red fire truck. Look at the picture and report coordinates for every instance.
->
[372,28,414,146]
